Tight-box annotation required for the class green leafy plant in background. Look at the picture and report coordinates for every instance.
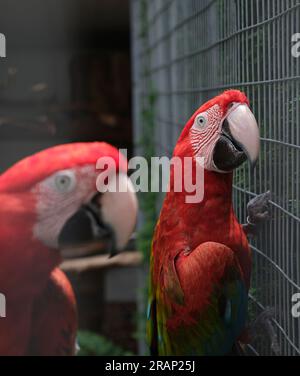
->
[134,88,158,353]
[137,88,158,260]
[134,0,158,354]
[136,0,158,271]
[77,331,133,356]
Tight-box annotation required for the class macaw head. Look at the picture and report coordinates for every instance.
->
[175,90,260,172]
[0,142,138,260]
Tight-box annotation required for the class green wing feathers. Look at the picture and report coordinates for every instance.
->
[147,242,248,355]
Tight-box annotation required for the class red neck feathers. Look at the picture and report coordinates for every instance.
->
[161,161,236,252]
[154,139,246,260]
[0,192,60,298]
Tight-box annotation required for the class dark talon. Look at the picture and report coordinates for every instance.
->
[243,191,271,236]
[248,307,280,356]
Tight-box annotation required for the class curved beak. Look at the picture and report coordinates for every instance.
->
[213,104,260,172]
[226,104,260,168]
[58,173,138,259]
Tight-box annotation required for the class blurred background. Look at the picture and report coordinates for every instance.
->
[0,0,300,356]
[0,0,141,356]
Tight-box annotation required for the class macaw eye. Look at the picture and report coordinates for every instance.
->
[194,114,208,130]
[54,171,76,193]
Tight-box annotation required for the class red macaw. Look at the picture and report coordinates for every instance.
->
[147,90,261,355]
[0,142,137,355]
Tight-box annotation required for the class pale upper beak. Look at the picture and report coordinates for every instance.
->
[98,173,138,252]
[226,104,260,168]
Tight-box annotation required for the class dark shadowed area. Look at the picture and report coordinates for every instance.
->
[0,0,140,354]
[0,0,132,170]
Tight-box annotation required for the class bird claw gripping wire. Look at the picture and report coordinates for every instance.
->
[248,307,280,356]
[243,191,271,236]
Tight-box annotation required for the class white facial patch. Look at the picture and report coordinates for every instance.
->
[190,104,223,171]
[32,166,96,248]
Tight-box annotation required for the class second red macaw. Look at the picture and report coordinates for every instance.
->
[0,142,137,355]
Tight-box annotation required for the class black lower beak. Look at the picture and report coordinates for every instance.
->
[58,196,117,258]
[213,119,247,172]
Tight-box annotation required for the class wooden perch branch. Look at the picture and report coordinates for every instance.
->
[60,251,143,274]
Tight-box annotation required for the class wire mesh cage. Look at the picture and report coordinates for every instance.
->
[131,0,300,355]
